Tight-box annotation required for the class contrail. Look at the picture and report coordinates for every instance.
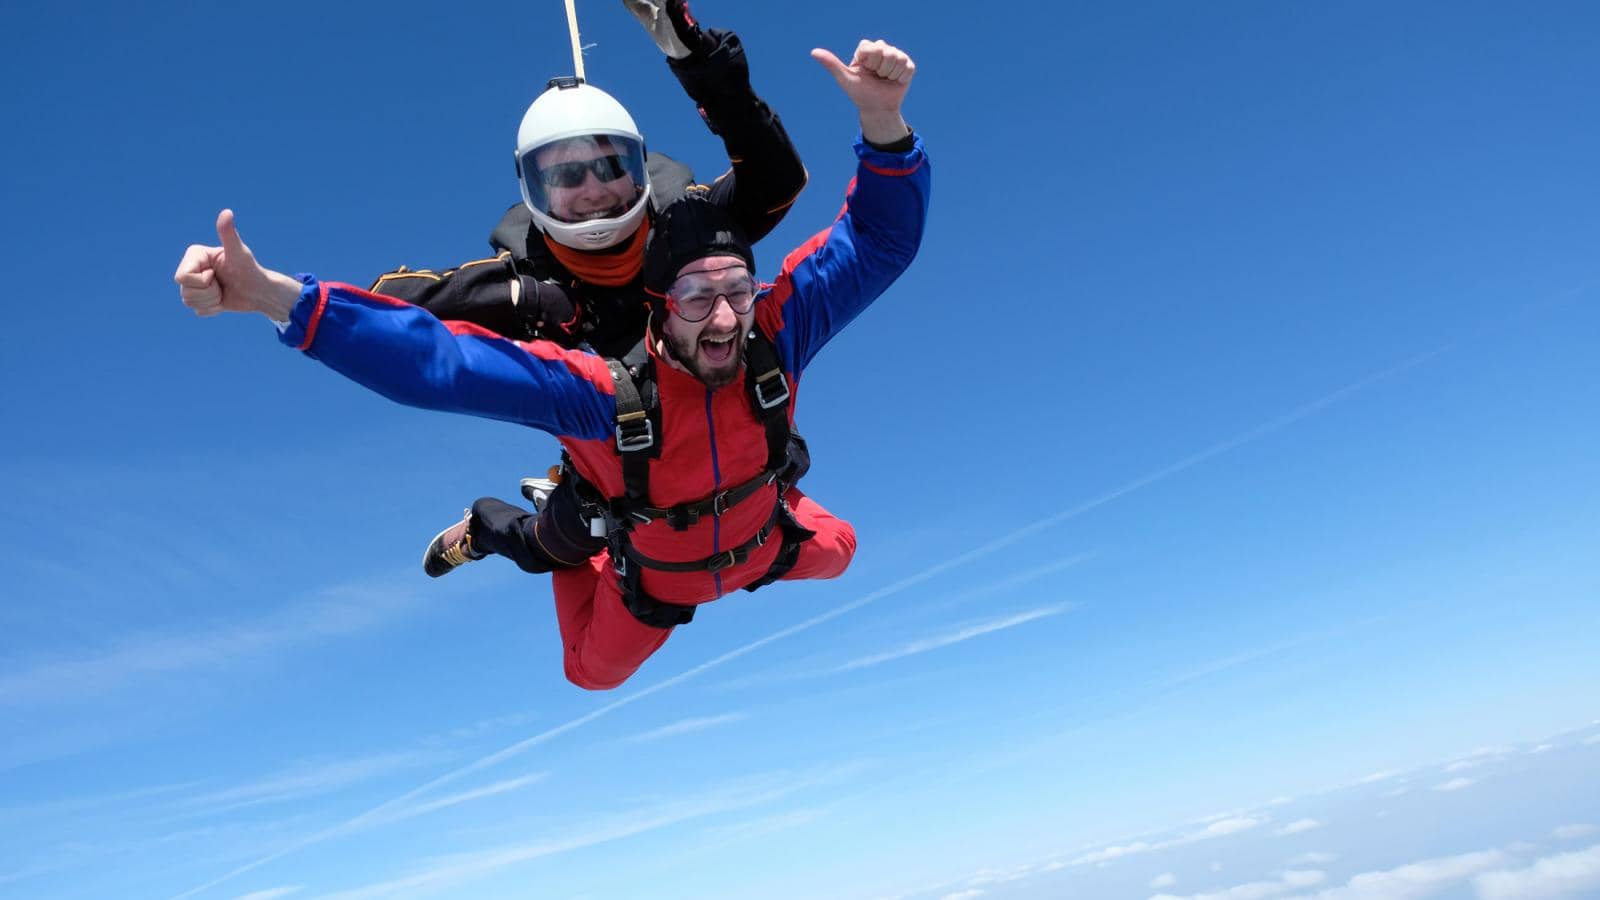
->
[170,342,1450,899]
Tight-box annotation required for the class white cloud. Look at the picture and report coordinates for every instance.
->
[1583,734,1600,746]
[1474,844,1600,900]
[1289,853,1339,866]
[1072,842,1152,865]
[372,774,546,826]
[831,605,1073,673]
[618,713,747,743]
[0,581,426,706]
[1292,849,1507,899]
[1101,820,1275,882]
[966,864,1038,886]
[1152,869,1323,900]
[1354,770,1402,786]
[1153,873,1178,888]
[230,889,303,900]
[1193,817,1266,840]
[1433,778,1475,793]
[698,807,830,847]
[1278,819,1321,836]
[1444,749,1509,773]
[431,710,545,744]
[939,554,1096,607]
[1554,824,1599,840]
[1284,871,1327,888]
[940,891,985,900]
[170,750,441,819]
[306,772,827,899]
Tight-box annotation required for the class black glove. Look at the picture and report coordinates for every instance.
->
[516,273,581,343]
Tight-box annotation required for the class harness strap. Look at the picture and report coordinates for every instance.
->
[606,358,654,513]
[622,502,784,573]
[742,496,817,592]
[590,332,808,630]
[639,468,777,529]
[743,331,791,472]
[610,545,697,628]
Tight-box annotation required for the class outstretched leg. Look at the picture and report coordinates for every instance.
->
[780,488,858,582]
[427,481,607,576]
[552,556,675,689]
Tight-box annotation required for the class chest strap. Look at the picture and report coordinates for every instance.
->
[618,467,780,530]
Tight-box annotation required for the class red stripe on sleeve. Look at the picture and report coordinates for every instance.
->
[862,158,924,178]
[297,280,331,351]
[319,281,616,393]
[517,338,618,393]
[325,282,412,308]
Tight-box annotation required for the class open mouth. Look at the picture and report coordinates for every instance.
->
[699,333,737,364]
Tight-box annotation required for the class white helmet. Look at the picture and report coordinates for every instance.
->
[514,78,652,251]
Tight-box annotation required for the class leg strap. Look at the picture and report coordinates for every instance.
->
[742,495,817,593]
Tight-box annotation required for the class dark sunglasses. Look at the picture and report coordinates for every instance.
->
[537,154,631,189]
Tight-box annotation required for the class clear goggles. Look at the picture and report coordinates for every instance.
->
[665,264,759,323]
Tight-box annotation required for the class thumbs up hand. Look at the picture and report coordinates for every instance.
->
[174,210,302,321]
[811,40,914,146]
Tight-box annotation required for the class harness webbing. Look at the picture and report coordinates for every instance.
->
[578,331,813,629]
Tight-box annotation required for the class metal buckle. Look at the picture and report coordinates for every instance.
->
[706,549,742,573]
[615,418,654,452]
[711,490,731,517]
[753,371,790,411]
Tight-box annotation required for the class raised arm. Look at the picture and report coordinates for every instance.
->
[624,0,808,242]
[174,211,616,439]
[756,40,928,374]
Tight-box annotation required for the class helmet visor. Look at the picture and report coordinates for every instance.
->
[519,134,648,225]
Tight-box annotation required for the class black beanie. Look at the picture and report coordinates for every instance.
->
[642,196,755,297]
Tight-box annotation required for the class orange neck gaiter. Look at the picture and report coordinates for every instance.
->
[543,221,651,287]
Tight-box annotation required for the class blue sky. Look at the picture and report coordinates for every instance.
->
[3,1,1599,898]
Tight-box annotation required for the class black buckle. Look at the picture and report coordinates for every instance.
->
[706,548,745,573]
[666,504,699,531]
[711,490,732,517]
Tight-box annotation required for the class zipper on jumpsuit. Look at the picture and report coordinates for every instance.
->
[703,387,725,596]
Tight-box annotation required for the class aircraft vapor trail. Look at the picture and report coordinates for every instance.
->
[170,343,1449,900]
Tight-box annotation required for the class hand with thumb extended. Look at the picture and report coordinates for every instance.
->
[812,40,914,144]
[174,210,302,320]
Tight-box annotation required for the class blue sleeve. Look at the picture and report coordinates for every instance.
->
[277,276,616,441]
[762,135,930,374]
